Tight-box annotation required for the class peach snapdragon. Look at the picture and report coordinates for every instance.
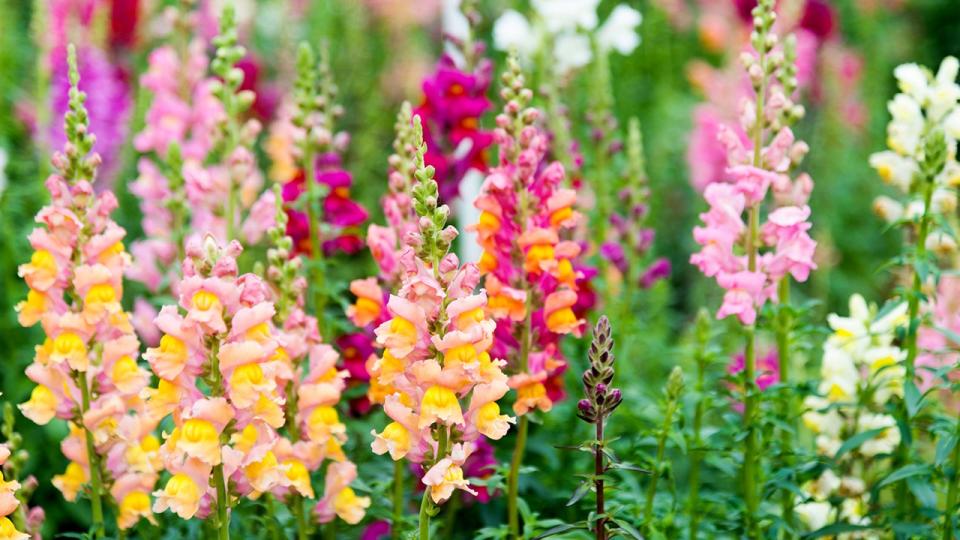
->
[16,46,160,536]
[259,187,367,536]
[143,237,289,539]
[368,115,513,539]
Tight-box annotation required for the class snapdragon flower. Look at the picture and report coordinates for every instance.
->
[17,46,159,534]
[260,187,368,530]
[689,11,816,326]
[471,56,587,417]
[869,57,960,257]
[143,237,290,536]
[797,294,908,534]
[367,114,512,537]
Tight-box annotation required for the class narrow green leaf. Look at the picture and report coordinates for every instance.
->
[833,428,885,460]
[876,464,931,490]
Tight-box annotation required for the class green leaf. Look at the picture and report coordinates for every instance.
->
[803,523,877,539]
[610,517,644,540]
[876,464,931,490]
[904,380,923,418]
[832,428,885,460]
[532,523,585,540]
[567,480,592,507]
[936,434,958,467]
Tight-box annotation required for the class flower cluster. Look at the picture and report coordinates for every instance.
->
[577,316,622,424]
[144,238,290,522]
[266,49,367,258]
[369,115,513,506]
[471,56,586,415]
[414,4,494,202]
[796,294,908,532]
[493,1,643,75]
[261,187,369,525]
[345,103,422,407]
[17,47,160,531]
[869,56,960,257]
[690,5,817,326]
[0,446,27,540]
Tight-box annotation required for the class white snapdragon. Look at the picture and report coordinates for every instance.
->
[871,57,960,229]
[798,294,907,534]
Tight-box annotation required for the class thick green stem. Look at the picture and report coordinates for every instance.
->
[507,415,530,539]
[742,324,759,538]
[418,488,432,540]
[943,417,960,540]
[419,428,449,540]
[741,40,766,531]
[393,459,405,540]
[895,175,935,509]
[688,352,706,540]
[776,279,794,534]
[77,373,105,538]
[213,463,230,540]
[293,493,308,540]
[645,398,676,531]
[508,283,534,538]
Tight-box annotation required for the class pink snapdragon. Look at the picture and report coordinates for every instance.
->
[689,42,816,325]
[144,238,291,523]
[471,58,586,414]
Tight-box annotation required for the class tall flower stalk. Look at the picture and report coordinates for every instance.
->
[687,309,712,540]
[471,55,587,538]
[576,316,624,540]
[868,56,960,514]
[368,114,513,540]
[689,1,814,534]
[16,45,161,537]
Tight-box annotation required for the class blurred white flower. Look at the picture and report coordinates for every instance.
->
[442,0,470,42]
[856,413,900,458]
[795,501,831,532]
[552,32,592,74]
[531,0,599,32]
[492,10,537,57]
[597,4,642,55]
[492,2,642,76]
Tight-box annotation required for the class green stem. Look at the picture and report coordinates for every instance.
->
[213,463,230,540]
[776,279,794,534]
[418,488,432,540]
[688,351,706,540]
[304,146,328,339]
[393,459,405,540]
[507,281,534,539]
[943,417,960,540]
[741,36,766,532]
[293,494,308,540]
[209,340,230,540]
[507,415,530,539]
[895,174,935,510]
[77,372,105,539]
[742,324,759,538]
[644,397,676,531]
